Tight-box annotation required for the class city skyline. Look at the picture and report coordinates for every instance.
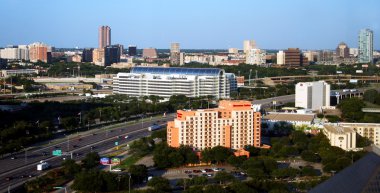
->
[0,0,379,49]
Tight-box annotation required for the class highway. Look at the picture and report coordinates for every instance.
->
[254,94,295,108]
[0,114,175,193]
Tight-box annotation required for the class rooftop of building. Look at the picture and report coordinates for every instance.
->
[310,151,380,193]
[323,125,355,134]
[339,122,380,127]
[263,112,315,122]
[130,66,224,76]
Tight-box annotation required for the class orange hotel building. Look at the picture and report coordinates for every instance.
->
[167,100,261,150]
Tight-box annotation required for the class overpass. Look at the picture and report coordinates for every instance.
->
[245,74,380,86]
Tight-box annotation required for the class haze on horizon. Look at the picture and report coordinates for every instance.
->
[0,0,379,50]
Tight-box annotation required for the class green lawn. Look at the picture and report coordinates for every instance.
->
[118,154,143,169]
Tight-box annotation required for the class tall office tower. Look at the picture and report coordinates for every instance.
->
[98,26,111,48]
[358,28,374,63]
[228,48,239,54]
[349,48,359,57]
[92,48,105,66]
[82,48,94,62]
[284,48,308,67]
[142,48,158,58]
[336,42,350,58]
[318,50,334,62]
[276,51,285,65]
[295,81,330,110]
[170,43,180,65]
[28,42,50,63]
[114,44,124,55]
[128,45,137,56]
[167,100,261,150]
[246,48,266,65]
[243,40,256,54]
[104,45,121,66]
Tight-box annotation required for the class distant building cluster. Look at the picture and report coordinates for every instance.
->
[0,42,52,63]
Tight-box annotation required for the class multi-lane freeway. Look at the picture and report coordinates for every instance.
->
[0,114,175,193]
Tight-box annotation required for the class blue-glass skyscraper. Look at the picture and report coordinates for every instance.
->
[358,29,374,63]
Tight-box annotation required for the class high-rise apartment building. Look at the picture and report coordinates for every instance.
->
[246,49,266,65]
[336,42,350,58]
[82,48,93,62]
[170,43,181,65]
[29,42,50,63]
[243,40,256,53]
[113,67,235,99]
[167,100,261,150]
[358,29,374,63]
[128,45,137,56]
[295,81,330,110]
[98,26,111,48]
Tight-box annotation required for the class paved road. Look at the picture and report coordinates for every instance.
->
[0,114,175,193]
[254,94,295,108]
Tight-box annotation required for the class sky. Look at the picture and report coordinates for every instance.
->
[0,0,379,50]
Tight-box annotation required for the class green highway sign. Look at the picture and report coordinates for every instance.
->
[115,141,119,146]
[52,149,62,156]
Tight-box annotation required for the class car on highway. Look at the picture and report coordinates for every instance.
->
[125,135,129,139]
[10,156,17,160]
[73,145,79,148]
[5,177,13,181]
[42,152,48,156]
[90,146,96,150]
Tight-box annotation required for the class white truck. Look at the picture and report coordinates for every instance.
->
[37,161,49,171]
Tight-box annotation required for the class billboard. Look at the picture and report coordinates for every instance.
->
[100,157,110,165]
[111,158,121,165]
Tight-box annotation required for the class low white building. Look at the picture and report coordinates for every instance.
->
[1,69,39,77]
[262,112,315,129]
[323,124,357,151]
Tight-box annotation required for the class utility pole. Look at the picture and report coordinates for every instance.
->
[249,69,252,86]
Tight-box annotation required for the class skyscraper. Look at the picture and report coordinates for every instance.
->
[170,43,180,65]
[336,42,350,58]
[128,45,137,56]
[98,26,111,48]
[358,29,374,63]
[243,40,256,54]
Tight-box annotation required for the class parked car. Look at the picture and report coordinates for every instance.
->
[205,169,213,172]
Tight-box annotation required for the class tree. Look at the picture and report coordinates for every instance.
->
[211,146,233,164]
[62,159,81,177]
[227,155,247,168]
[337,98,365,121]
[147,177,171,192]
[363,89,378,104]
[72,170,103,192]
[301,150,321,162]
[203,184,227,193]
[129,164,148,184]
[61,117,77,131]
[214,171,234,185]
[247,168,266,179]
[81,152,100,169]
[229,182,258,193]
